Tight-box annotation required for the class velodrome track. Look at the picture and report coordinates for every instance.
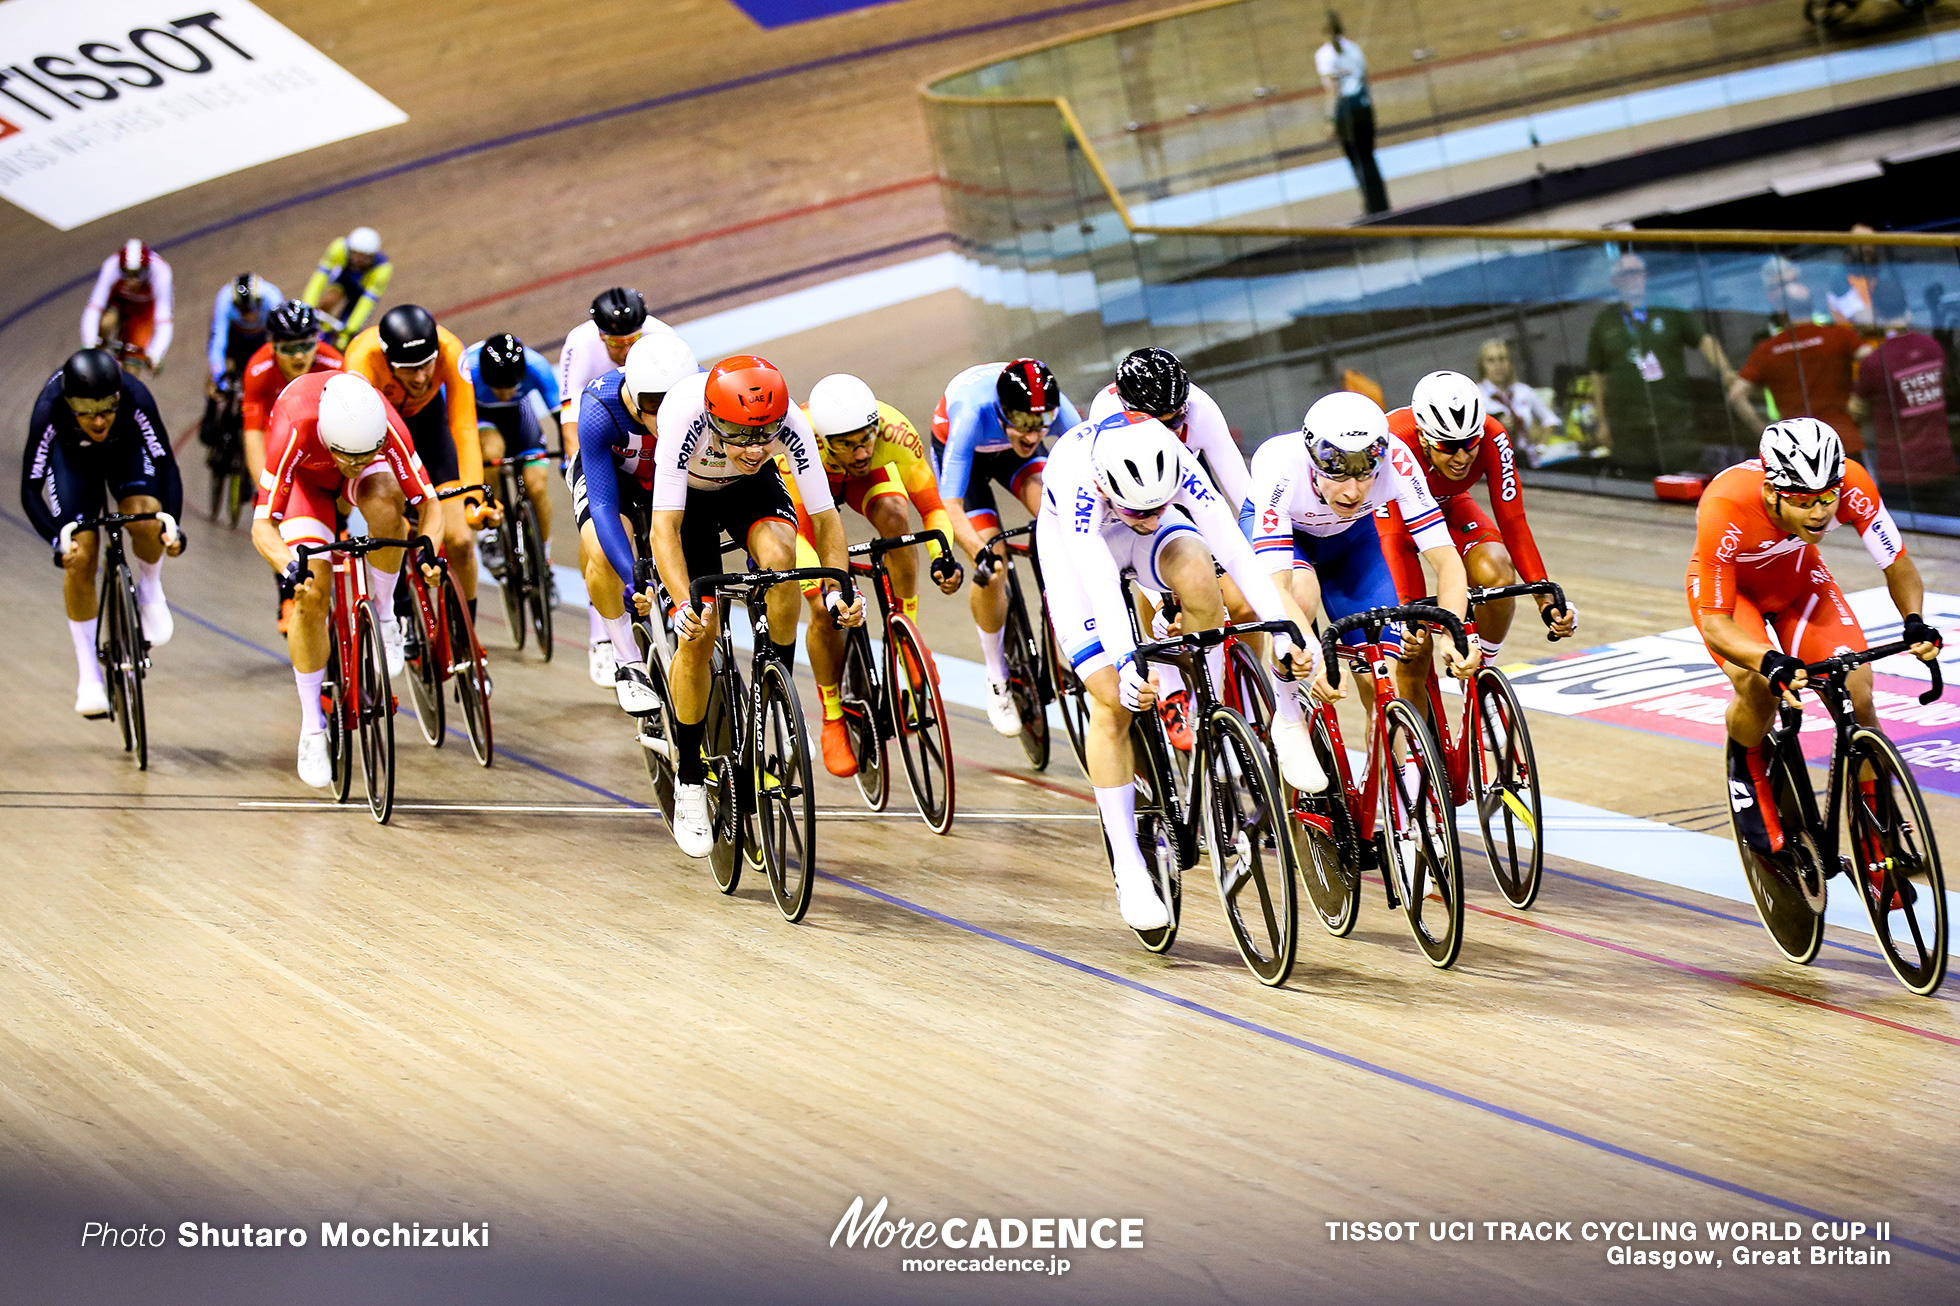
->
[2,2,1958,1302]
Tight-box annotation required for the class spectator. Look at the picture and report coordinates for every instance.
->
[1584,251,1737,474]
[1317,11,1388,216]
[1853,277,1957,488]
[1476,338,1559,462]
[1828,224,1881,336]
[1728,257,1864,462]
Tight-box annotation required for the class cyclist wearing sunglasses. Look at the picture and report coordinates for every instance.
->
[932,359,1081,736]
[242,302,345,486]
[649,355,866,858]
[1038,411,1311,931]
[1247,391,1479,709]
[1689,418,1939,854]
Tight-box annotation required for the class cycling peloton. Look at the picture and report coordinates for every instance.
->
[302,227,392,349]
[82,240,174,374]
[650,356,864,856]
[20,349,186,716]
[933,358,1080,736]
[1689,419,1940,854]
[466,332,563,586]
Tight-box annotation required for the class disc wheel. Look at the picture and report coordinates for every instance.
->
[403,573,445,747]
[841,627,887,811]
[1117,716,1185,953]
[1845,728,1948,996]
[354,599,397,824]
[704,661,746,894]
[442,575,493,766]
[1004,595,1050,770]
[1471,667,1544,909]
[1046,606,1091,777]
[755,658,818,923]
[888,616,954,834]
[1291,706,1361,937]
[521,511,553,660]
[1206,706,1298,986]
[1733,743,1825,967]
[1381,699,1463,968]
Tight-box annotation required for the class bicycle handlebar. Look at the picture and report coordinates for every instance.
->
[1803,639,1946,706]
[1135,618,1305,668]
[848,528,951,560]
[295,534,440,566]
[1415,579,1570,642]
[1322,604,1468,691]
[437,482,491,501]
[689,567,858,613]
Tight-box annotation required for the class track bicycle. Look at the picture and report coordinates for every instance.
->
[484,448,555,659]
[398,486,493,765]
[839,529,959,833]
[974,522,1056,770]
[1288,604,1470,968]
[687,554,858,923]
[201,379,251,528]
[1734,640,1949,996]
[63,510,181,771]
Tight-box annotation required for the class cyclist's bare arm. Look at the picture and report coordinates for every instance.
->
[809,507,865,626]
[942,497,992,560]
[1421,542,1479,672]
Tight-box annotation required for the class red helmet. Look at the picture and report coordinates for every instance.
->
[704,355,789,443]
[118,239,151,278]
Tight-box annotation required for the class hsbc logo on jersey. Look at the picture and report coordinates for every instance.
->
[0,114,18,139]
[1260,507,1280,535]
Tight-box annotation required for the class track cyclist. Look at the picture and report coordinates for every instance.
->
[1246,391,1480,710]
[21,349,185,717]
[933,358,1080,736]
[1087,347,1259,748]
[569,332,702,715]
[244,303,345,485]
[343,304,498,620]
[1688,419,1939,854]
[82,240,174,374]
[302,226,392,349]
[650,355,864,857]
[558,286,679,684]
[1039,409,1319,930]
[207,273,282,395]
[798,373,963,776]
[253,372,441,787]
[466,332,562,586]
[1380,371,1577,704]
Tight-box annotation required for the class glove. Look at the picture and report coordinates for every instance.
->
[973,548,998,586]
[824,588,851,626]
[1118,656,1152,711]
[1759,649,1805,697]
[1902,612,1943,653]
[1271,629,1315,681]
[278,558,308,600]
[930,553,962,588]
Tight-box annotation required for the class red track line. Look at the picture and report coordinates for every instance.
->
[1468,900,1960,1046]
[434,175,939,320]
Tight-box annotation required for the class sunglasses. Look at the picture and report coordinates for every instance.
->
[1004,409,1054,435]
[1778,487,1840,510]
[1112,502,1166,523]
[1425,434,1483,456]
[825,423,880,453]
[709,414,785,448]
[600,332,642,350]
[66,396,121,418]
[274,339,317,356]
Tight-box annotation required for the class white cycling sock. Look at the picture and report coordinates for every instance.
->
[69,618,102,684]
[294,666,326,733]
[979,625,1008,681]
[603,610,638,658]
[1157,661,1186,698]
[366,561,397,617]
[1479,635,1502,661]
[590,605,608,646]
[1272,675,1305,722]
[1094,784,1148,874]
[134,556,164,603]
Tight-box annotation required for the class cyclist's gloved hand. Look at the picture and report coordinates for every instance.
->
[1760,649,1805,699]
[1118,656,1156,711]
[972,548,998,587]
[930,553,963,593]
[825,587,865,629]
[1270,629,1315,682]
[1902,612,1943,658]
[278,557,308,600]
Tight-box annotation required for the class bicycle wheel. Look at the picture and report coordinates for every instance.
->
[324,630,353,804]
[1291,706,1360,938]
[705,655,746,895]
[521,511,553,660]
[755,657,818,923]
[1223,638,1274,740]
[225,443,251,528]
[1003,596,1050,770]
[442,574,493,766]
[497,509,527,652]
[1045,603,1091,777]
[1113,716,1185,953]
[107,564,149,770]
[403,571,444,747]
[1206,706,1297,986]
[841,626,887,811]
[1381,698,1463,968]
[636,627,678,826]
[1845,728,1947,996]
[354,599,396,824]
[1471,667,1544,909]
[888,616,955,834]
[1732,742,1826,967]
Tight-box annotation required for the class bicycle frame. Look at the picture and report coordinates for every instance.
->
[847,529,951,729]
[1415,580,1568,806]
[988,523,1055,709]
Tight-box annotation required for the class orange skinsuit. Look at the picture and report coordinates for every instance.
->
[342,324,483,493]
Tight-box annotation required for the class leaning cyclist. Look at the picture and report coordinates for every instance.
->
[1039,411,1317,930]
[797,373,964,776]
[466,332,563,586]
[302,226,392,348]
[82,240,174,374]
[933,358,1080,736]
[207,273,282,392]
[21,349,185,717]
[650,356,864,858]
[254,372,440,788]
[1689,419,1939,854]
[570,332,702,715]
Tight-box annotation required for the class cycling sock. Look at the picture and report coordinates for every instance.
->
[1479,635,1503,662]
[1271,679,1305,722]
[134,556,164,603]
[294,667,326,733]
[902,595,919,622]
[366,561,396,612]
[817,682,843,721]
[675,717,706,785]
[979,626,1008,681]
[602,610,638,656]
[1094,784,1148,874]
[771,638,798,668]
[1158,661,1187,699]
[590,606,607,646]
[69,618,102,683]
[1726,739,1782,855]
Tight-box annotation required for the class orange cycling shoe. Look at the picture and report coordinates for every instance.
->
[1159,690,1194,752]
[821,715,859,777]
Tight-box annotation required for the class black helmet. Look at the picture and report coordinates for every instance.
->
[1115,347,1189,421]
[590,286,647,337]
[268,300,319,343]
[378,304,440,367]
[478,333,526,389]
[995,358,1060,420]
[231,273,263,311]
[61,348,123,402]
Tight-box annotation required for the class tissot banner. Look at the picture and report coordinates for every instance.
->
[0,0,405,230]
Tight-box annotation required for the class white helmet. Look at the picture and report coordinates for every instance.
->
[317,373,390,456]
[1302,391,1390,478]
[1409,370,1485,445]
[1091,411,1183,511]
[623,332,699,405]
[346,226,382,256]
[807,374,881,438]
[1760,418,1844,493]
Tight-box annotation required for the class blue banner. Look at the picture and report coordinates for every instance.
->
[728,0,900,29]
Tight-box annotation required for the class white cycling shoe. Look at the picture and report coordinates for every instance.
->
[614,662,661,716]
[672,782,714,858]
[138,597,173,647]
[297,729,332,789]
[75,679,110,719]
[984,678,1022,737]
[1112,860,1171,932]
[589,639,617,687]
[1271,716,1328,793]
[379,617,405,678]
